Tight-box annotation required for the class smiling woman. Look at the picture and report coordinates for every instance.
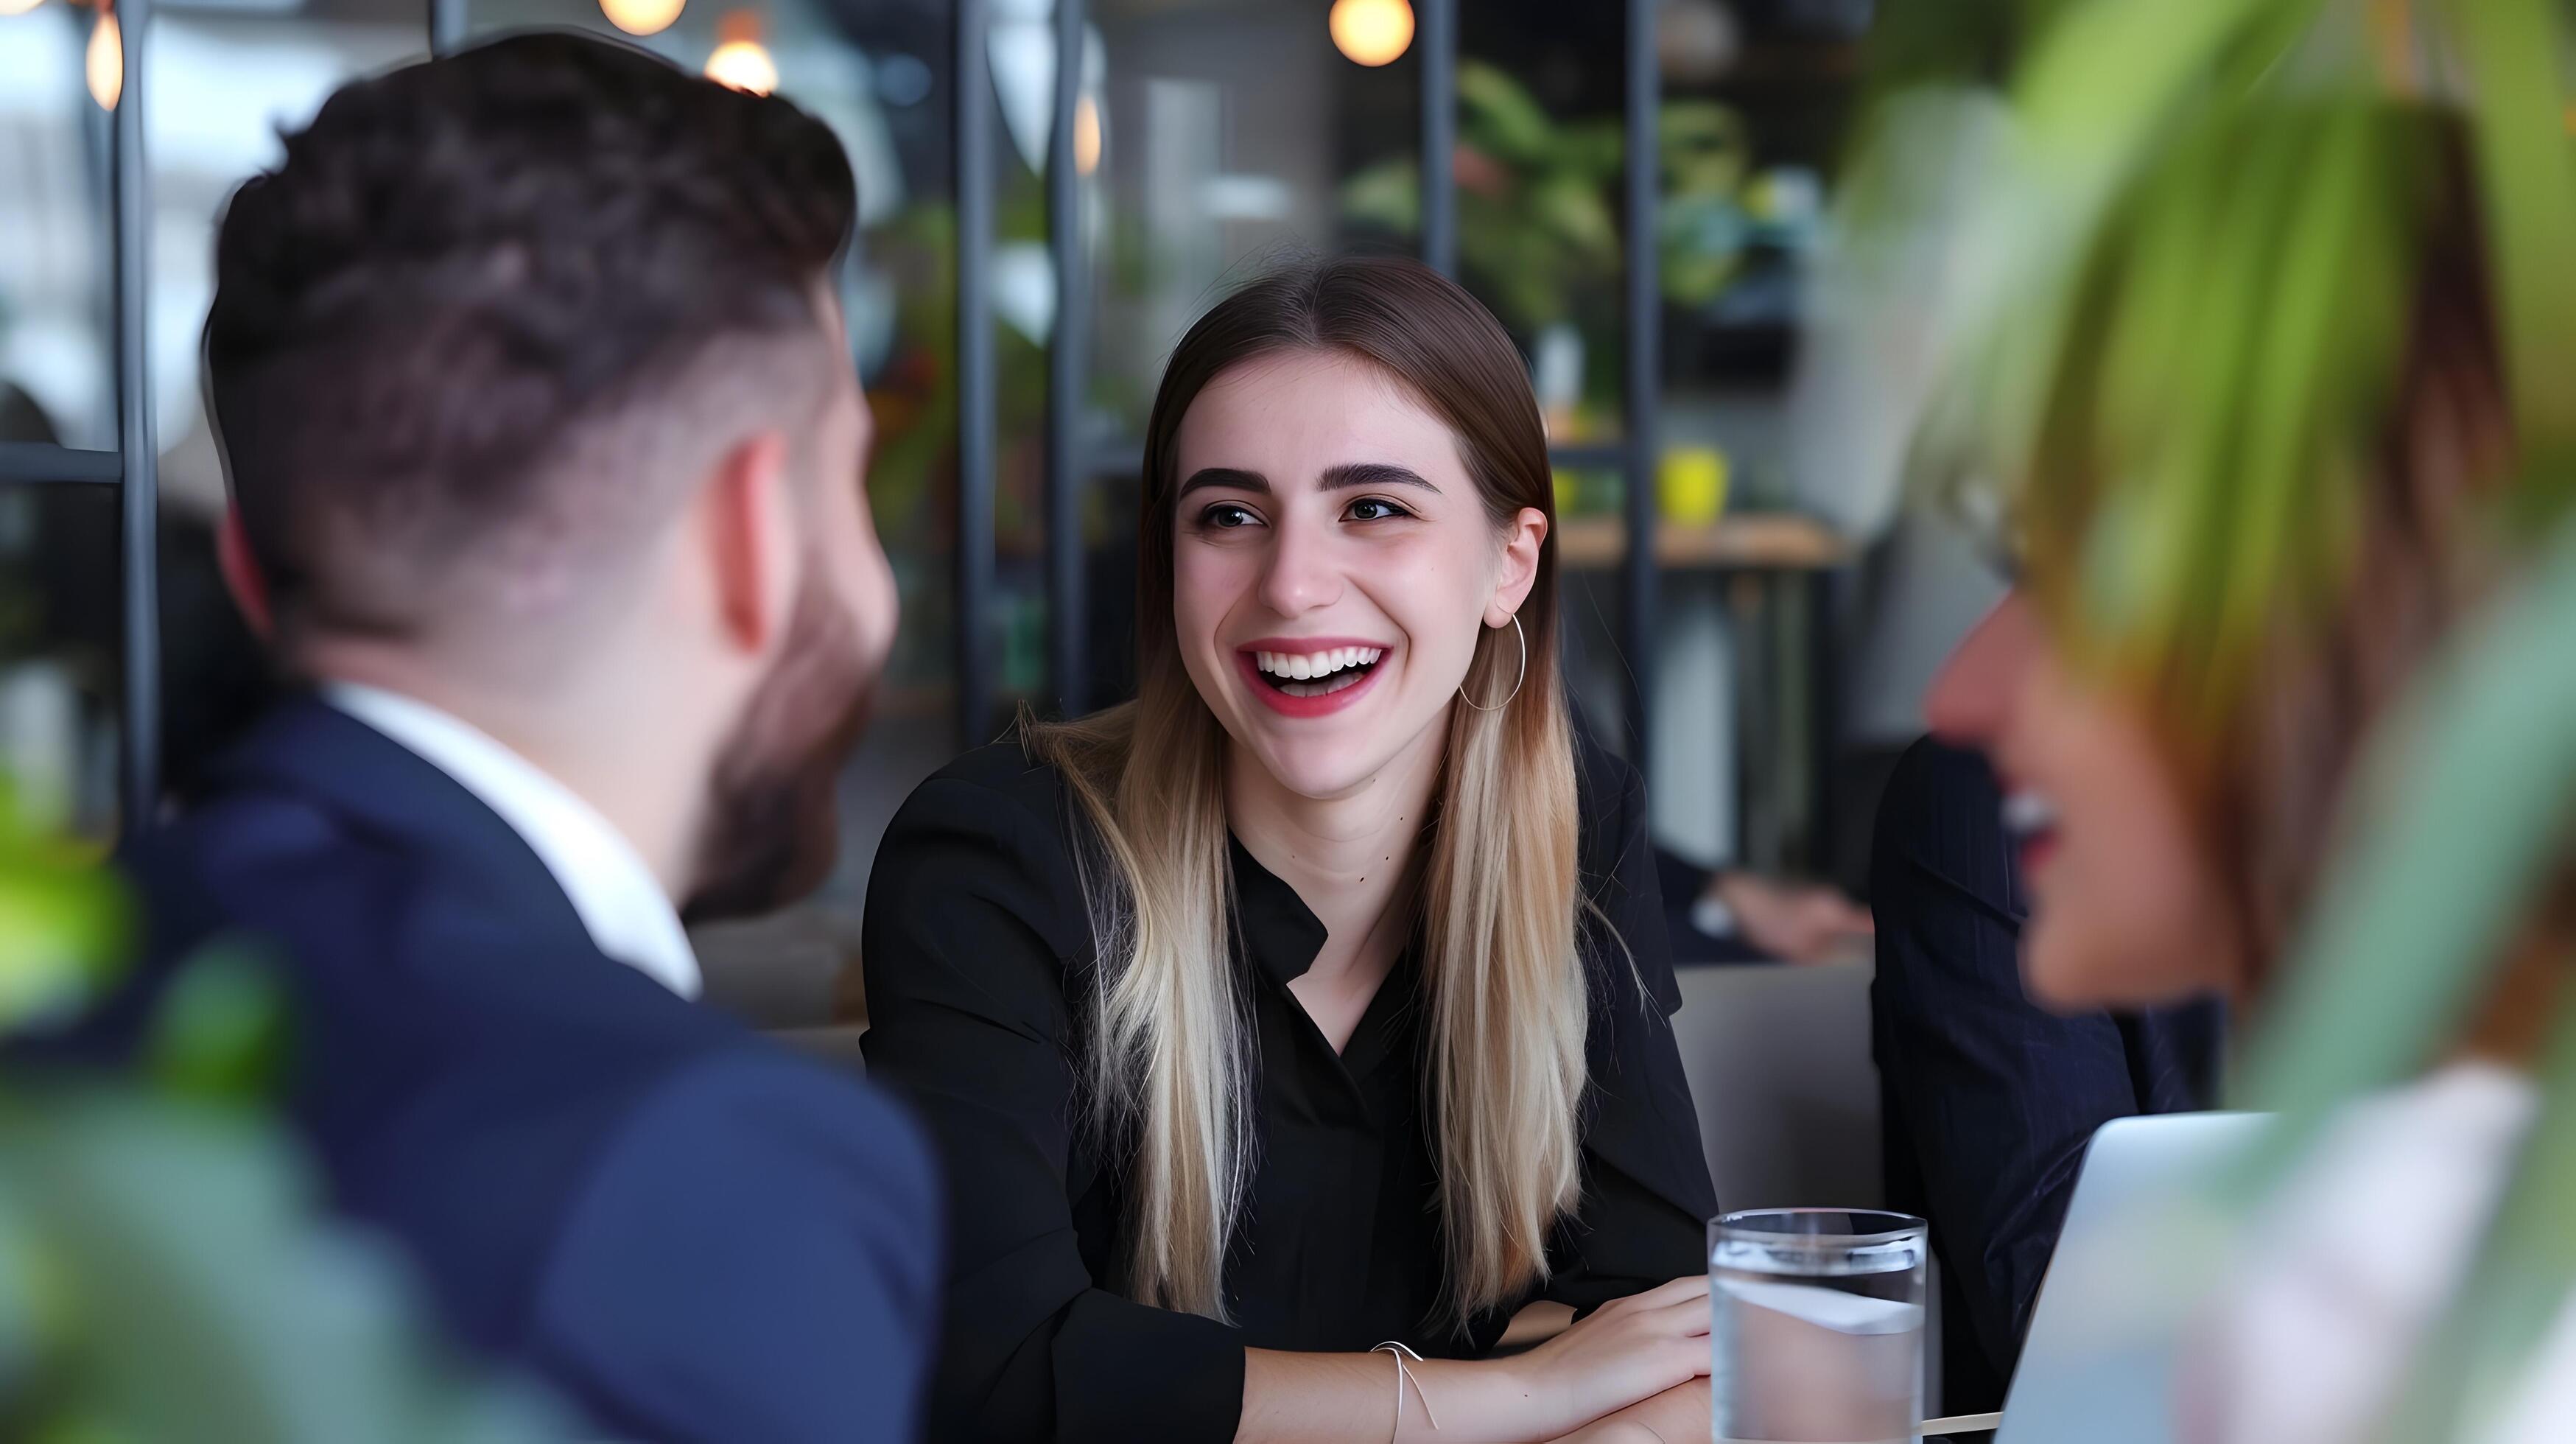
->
[1165,346,1550,808]
[861,256,1721,1444]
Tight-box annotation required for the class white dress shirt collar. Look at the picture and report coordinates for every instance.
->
[323,682,703,1000]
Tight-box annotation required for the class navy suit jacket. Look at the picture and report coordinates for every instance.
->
[1868,737,2223,1415]
[91,698,941,1443]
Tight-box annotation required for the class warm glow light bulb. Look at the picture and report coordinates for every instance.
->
[86,10,121,110]
[0,0,48,19]
[600,0,684,38]
[1328,0,1413,67]
[1073,95,1102,177]
[706,40,776,94]
[705,13,776,94]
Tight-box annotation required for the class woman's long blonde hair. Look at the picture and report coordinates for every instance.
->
[1025,256,1589,1325]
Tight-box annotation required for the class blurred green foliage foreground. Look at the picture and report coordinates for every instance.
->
[0,785,566,1444]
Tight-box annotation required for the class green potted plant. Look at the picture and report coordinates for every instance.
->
[1341,62,1762,463]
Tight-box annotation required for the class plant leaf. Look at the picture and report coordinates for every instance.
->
[2450,0,2576,474]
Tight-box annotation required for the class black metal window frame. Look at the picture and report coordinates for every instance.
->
[60,0,1666,833]
[4,0,160,837]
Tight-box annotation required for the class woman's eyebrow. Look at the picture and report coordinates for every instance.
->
[1177,467,1270,499]
[1319,462,1441,494]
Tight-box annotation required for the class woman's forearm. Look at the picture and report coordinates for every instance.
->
[1236,1278,1712,1444]
[1238,1348,1560,1444]
[1544,1379,1710,1443]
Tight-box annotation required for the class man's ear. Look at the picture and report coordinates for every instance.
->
[1486,505,1549,628]
[217,505,275,642]
[699,431,799,656]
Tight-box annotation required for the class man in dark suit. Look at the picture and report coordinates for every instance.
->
[80,34,936,1442]
[1870,598,2225,1417]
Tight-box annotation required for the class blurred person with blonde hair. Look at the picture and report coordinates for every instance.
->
[1909,27,2576,1438]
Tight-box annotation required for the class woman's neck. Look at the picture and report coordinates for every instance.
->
[1226,721,1447,985]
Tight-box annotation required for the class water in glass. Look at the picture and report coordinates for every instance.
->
[1710,1209,1926,1444]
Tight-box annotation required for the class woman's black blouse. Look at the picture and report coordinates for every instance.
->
[859,735,1718,1443]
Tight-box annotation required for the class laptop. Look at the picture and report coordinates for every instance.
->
[1963,1111,2273,1443]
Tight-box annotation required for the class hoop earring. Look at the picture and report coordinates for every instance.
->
[1457,614,1527,712]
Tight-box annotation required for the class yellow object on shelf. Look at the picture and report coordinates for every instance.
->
[1658,446,1730,526]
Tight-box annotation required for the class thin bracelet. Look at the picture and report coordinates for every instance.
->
[1369,1341,1442,1441]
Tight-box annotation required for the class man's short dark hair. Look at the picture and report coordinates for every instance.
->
[206,31,857,637]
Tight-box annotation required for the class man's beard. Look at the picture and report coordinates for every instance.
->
[682,572,877,923]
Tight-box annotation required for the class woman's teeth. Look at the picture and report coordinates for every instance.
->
[1254,647,1383,697]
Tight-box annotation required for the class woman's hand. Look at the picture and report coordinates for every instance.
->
[1506,1276,1711,1437]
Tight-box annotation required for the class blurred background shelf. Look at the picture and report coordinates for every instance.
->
[1557,512,1846,572]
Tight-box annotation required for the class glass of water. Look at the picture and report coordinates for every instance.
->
[1710,1208,1927,1444]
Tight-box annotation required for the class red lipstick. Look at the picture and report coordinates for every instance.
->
[1233,637,1393,720]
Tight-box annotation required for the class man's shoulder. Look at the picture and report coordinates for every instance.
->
[336,992,926,1251]
[519,1045,940,1443]
[130,774,396,929]
[532,1043,938,1332]
[115,757,927,1233]
[342,1005,937,1440]
[75,781,434,1062]
[601,1040,933,1185]
[122,777,599,1028]
[368,1003,904,1188]
[470,1040,935,1246]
